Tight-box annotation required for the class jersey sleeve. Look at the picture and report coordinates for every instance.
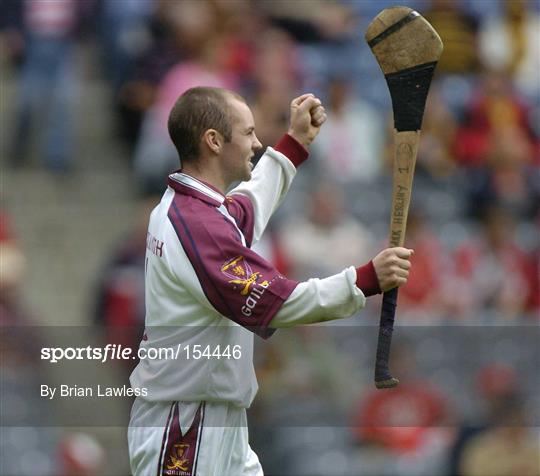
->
[269,267,367,327]
[228,134,308,245]
[167,200,299,339]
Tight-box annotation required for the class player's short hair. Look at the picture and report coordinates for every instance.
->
[168,87,245,163]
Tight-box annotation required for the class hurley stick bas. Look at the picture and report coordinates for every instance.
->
[365,7,443,389]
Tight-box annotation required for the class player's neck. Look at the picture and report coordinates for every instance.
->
[181,162,228,196]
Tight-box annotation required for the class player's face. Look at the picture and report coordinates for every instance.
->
[221,98,262,185]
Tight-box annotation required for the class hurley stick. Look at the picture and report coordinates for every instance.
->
[365,7,443,389]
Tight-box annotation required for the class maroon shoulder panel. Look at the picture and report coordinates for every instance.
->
[224,194,255,247]
[168,195,298,339]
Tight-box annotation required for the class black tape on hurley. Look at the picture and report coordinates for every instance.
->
[374,288,400,388]
[385,62,438,132]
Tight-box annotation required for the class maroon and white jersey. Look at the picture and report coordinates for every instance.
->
[130,135,366,407]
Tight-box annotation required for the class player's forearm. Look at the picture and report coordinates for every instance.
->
[230,135,308,244]
[270,266,376,327]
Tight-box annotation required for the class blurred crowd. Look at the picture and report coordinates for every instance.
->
[1,0,539,475]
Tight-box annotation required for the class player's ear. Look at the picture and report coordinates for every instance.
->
[203,129,223,155]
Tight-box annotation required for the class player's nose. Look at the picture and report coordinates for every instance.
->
[253,135,262,151]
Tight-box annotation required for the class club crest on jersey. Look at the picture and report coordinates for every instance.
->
[165,443,190,472]
[221,255,269,296]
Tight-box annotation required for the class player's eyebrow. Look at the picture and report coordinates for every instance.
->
[244,126,255,133]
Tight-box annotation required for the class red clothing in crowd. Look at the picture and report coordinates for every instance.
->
[355,381,448,453]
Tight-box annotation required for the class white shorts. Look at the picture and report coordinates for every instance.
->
[128,398,263,476]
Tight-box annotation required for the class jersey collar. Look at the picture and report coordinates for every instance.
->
[168,171,225,206]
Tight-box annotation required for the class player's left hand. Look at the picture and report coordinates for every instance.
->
[287,93,327,148]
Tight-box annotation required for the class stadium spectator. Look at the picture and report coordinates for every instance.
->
[423,0,481,74]
[523,214,540,317]
[99,0,155,96]
[278,182,376,280]
[259,1,359,44]
[392,211,450,321]
[210,0,263,88]
[452,70,539,217]
[93,196,159,372]
[311,76,384,183]
[9,0,84,172]
[447,206,532,321]
[460,422,540,476]
[57,433,105,476]
[0,212,60,475]
[132,17,240,192]
[250,81,292,157]
[453,71,537,167]
[258,1,364,101]
[250,28,303,153]
[453,364,539,476]
[447,363,522,476]
[352,343,452,475]
[479,0,540,98]
[98,0,158,146]
[0,211,26,306]
[414,86,458,180]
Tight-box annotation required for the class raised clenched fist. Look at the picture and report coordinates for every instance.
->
[372,247,414,292]
[287,93,327,148]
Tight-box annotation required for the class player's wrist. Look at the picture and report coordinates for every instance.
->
[287,129,312,148]
[355,260,382,296]
[275,134,309,167]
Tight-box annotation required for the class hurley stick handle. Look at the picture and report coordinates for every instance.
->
[374,131,419,389]
[387,131,419,249]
